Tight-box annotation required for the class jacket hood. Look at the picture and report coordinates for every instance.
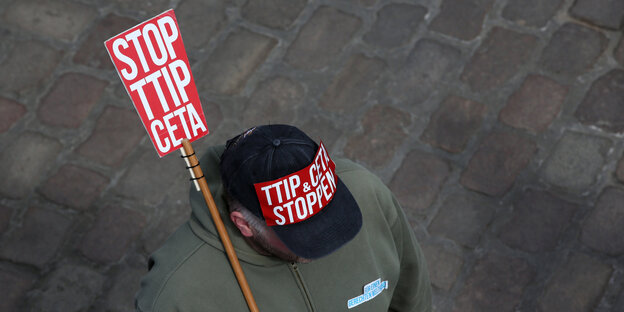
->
[188,145,284,266]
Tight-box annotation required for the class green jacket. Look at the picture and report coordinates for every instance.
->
[136,145,431,311]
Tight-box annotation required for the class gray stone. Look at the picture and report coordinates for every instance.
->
[4,0,97,42]
[242,0,306,30]
[0,205,11,234]
[198,29,276,94]
[284,7,361,71]
[421,243,463,291]
[363,3,427,48]
[0,207,71,268]
[387,39,461,104]
[499,74,568,133]
[575,69,624,133]
[77,106,145,167]
[460,131,536,196]
[538,253,612,312]
[242,76,304,127]
[0,132,61,198]
[202,100,224,131]
[617,156,624,183]
[421,95,486,153]
[177,0,227,50]
[39,165,109,210]
[111,0,170,17]
[581,187,624,255]
[38,73,108,128]
[0,265,37,312]
[0,97,26,133]
[0,40,61,94]
[29,264,105,312]
[430,0,493,40]
[344,105,411,168]
[319,54,385,113]
[616,38,624,66]
[389,150,451,215]
[569,0,624,30]
[540,132,611,192]
[502,0,564,27]
[461,27,537,91]
[499,189,578,252]
[73,14,138,70]
[93,265,147,312]
[113,149,186,206]
[299,117,341,150]
[453,252,535,312]
[428,191,496,248]
[539,23,608,76]
[80,206,146,263]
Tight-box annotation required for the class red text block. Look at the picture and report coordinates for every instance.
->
[105,9,208,157]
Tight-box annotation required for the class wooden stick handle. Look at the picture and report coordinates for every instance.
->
[181,139,260,312]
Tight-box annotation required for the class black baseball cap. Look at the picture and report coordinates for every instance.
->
[220,125,362,259]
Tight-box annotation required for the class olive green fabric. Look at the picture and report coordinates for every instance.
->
[135,145,432,312]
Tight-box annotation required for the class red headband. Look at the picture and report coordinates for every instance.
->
[254,142,337,226]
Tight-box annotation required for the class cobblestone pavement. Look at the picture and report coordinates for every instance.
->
[0,0,623,311]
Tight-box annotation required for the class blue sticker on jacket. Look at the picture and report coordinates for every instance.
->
[347,278,388,309]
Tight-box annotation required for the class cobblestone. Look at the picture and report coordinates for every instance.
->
[0,97,26,133]
[460,131,536,196]
[0,132,62,198]
[176,0,226,50]
[581,187,624,255]
[461,27,537,91]
[502,0,564,27]
[499,74,568,133]
[39,165,108,211]
[538,253,612,312]
[0,265,37,312]
[242,76,304,126]
[198,29,276,94]
[575,69,624,133]
[29,264,105,312]
[77,106,145,167]
[430,0,493,41]
[242,0,306,30]
[453,252,535,312]
[616,38,624,66]
[428,191,496,248]
[284,7,361,71]
[38,73,108,128]
[0,207,71,268]
[3,0,96,42]
[319,54,385,113]
[421,243,463,291]
[363,3,426,48]
[569,0,624,30]
[389,150,451,215]
[0,205,10,234]
[540,132,611,192]
[1,0,623,310]
[344,105,411,168]
[421,95,486,153]
[79,206,146,263]
[387,39,461,104]
[539,23,608,76]
[0,40,61,94]
[74,14,138,70]
[499,189,578,252]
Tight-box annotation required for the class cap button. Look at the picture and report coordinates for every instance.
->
[272,139,281,147]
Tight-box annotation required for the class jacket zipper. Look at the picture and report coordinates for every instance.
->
[290,263,315,312]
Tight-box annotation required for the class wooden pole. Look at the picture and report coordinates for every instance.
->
[180,139,260,312]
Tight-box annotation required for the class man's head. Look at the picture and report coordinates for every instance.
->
[219,125,362,261]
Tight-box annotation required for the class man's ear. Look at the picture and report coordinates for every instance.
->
[230,211,253,237]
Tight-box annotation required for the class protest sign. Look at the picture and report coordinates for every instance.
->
[105,9,208,157]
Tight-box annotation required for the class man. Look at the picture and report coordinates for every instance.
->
[136,125,431,311]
